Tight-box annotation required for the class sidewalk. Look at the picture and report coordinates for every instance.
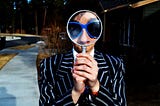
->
[0,45,40,106]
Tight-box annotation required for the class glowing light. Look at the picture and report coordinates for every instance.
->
[13,2,16,10]
[27,0,31,4]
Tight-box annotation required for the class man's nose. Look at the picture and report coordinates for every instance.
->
[78,29,90,45]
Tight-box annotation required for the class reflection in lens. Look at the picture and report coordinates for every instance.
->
[68,23,82,39]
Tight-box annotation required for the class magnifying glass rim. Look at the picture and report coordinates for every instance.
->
[66,9,103,47]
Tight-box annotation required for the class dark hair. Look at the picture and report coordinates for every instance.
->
[64,0,103,24]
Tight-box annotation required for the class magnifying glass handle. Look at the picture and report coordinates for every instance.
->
[82,46,86,53]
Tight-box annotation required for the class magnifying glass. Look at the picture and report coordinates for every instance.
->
[66,10,103,53]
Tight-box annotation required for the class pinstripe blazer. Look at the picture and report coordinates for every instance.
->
[38,50,127,106]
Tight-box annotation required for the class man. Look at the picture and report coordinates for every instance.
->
[39,10,127,106]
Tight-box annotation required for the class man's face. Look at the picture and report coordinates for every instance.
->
[73,12,97,46]
[67,11,102,53]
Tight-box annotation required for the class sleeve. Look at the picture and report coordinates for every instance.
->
[90,56,127,106]
[38,56,75,106]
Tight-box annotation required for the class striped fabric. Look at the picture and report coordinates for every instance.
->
[38,50,127,106]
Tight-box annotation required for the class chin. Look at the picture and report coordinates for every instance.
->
[74,45,82,53]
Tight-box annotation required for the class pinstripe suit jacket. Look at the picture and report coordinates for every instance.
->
[38,50,127,106]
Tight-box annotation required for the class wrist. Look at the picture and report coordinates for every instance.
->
[72,87,84,103]
[72,89,80,103]
[90,81,100,96]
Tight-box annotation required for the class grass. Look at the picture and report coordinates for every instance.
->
[0,44,35,70]
[0,53,17,70]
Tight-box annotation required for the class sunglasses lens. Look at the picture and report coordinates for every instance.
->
[68,23,82,39]
[87,22,101,38]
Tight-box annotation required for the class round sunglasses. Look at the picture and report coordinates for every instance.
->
[68,20,102,39]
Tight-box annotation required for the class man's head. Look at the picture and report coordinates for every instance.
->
[66,10,103,53]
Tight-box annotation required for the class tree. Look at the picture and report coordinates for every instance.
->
[0,0,14,32]
[40,0,71,53]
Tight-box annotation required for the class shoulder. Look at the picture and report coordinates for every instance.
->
[96,50,123,61]
[105,53,123,65]
[96,50,124,68]
[40,50,73,65]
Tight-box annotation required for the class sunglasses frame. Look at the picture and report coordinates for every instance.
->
[68,20,101,39]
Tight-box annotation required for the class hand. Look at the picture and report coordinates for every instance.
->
[72,68,86,93]
[73,53,100,92]
[71,65,86,103]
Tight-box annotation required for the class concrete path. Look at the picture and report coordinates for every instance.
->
[0,45,40,106]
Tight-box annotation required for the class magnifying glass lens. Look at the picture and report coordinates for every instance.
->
[66,10,103,51]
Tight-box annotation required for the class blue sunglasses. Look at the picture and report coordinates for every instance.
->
[68,21,101,39]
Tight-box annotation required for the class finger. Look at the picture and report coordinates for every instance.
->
[74,63,99,79]
[72,71,86,82]
[76,53,98,66]
[75,57,97,69]
[74,65,91,74]
[73,67,93,79]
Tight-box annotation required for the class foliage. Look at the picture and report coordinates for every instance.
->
[0,0,71,54]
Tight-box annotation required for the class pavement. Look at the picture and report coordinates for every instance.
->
[0,37,40,106]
